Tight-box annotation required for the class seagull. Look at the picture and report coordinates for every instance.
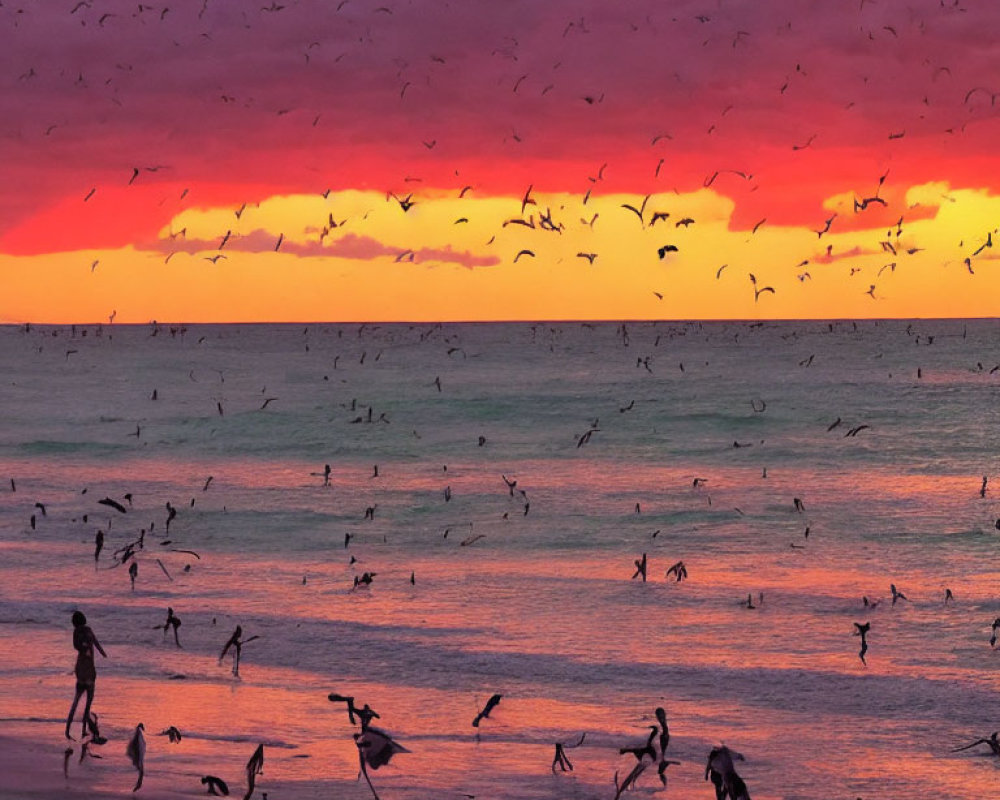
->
[854,196,887,211]
[98,497,128,514]
[619,726,658,761]
[989,617,1000,647]
[953,732,1000,756]
[705,745,750,800]
[621,194,650,226]
[356,727,409,769]
[158,725,182,743]
[201,775,230,795]
[472,693,502,727]
[391,193,415,212]
[665,561,688,582]
[126,723,146,792]
[520,184,536,214]
[355,726,409,800]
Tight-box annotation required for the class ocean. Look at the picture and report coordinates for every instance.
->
[1,318,1000,800]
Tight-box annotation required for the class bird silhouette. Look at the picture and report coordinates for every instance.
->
[472,693,502,727]
[853,621,870,664]
[126,723,146,791]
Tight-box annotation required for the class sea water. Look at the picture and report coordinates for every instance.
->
[1,319,1000,799]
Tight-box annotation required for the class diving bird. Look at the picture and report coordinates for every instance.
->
[126,723,145,791]
[853,621,870,664]
[472,693,502,727]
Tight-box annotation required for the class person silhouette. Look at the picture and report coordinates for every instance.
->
[65,611,107,740]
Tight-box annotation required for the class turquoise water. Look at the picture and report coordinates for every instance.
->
[1,319,1000,799]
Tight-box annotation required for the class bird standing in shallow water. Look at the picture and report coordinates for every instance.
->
[126,723,145,792]
[244,743,264,800]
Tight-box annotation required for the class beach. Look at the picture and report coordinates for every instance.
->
[2,319,1000,799]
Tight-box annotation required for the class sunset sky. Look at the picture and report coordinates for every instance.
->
[2,0,999,322]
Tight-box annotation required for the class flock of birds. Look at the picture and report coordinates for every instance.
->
[5,0,1000,322]
[7,315,1000,800]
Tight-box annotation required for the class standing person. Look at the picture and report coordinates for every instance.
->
[65,611,107,740]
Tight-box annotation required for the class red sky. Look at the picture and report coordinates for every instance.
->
[2,0,999,321]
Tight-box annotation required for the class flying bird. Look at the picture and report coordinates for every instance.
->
[158,725,182,743]
[953,732,1000,756]
[749,273,775,302]
[621,195,651,226]
[472,693,503,727]
[98,497,128,514]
